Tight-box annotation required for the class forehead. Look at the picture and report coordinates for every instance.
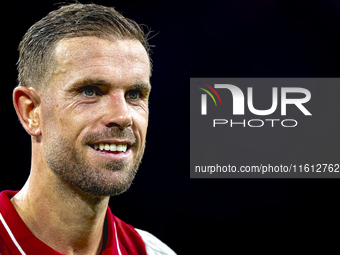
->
[50,36,150,90]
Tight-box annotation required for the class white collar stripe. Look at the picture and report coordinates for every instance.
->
[0,213,26,255]
[0,212,123,255]
[113,221,122,255]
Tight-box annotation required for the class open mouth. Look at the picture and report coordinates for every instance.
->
[89,143,131,154]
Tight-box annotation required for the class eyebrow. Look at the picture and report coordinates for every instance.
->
[67,78,151,92]
[66,78,109,91]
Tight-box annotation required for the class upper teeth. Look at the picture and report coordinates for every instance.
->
[94,143,128,152]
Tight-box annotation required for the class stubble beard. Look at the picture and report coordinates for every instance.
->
[44,128,145,197]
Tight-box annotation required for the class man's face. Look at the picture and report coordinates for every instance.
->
[40,37,151,196]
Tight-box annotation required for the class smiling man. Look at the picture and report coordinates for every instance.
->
[0,3,176,255]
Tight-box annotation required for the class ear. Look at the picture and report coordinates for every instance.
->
[13,86,41,136]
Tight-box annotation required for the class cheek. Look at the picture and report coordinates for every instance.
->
[40,100,59,137]
[131,106,149,141]
[41,99,89,143]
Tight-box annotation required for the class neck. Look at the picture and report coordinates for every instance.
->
[11,160,109,255]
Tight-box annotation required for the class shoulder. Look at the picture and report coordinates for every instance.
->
[135,228,177,255]
[107,208,177,255]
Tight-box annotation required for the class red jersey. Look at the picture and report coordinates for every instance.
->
[0,190,154,255]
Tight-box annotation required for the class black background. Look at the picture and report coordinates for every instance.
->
[2,0,340,253]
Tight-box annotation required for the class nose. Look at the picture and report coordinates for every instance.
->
[102,92,132,130]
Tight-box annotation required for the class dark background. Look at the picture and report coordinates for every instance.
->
[2,0,340,253]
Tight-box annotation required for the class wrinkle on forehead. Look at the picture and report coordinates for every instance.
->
[49,36,150,90]
[55,37,148,70]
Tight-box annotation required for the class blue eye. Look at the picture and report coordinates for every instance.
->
[127,90,141,100]
[82,88,95,97]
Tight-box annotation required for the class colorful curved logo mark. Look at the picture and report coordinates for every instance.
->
[197,82,222,115]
